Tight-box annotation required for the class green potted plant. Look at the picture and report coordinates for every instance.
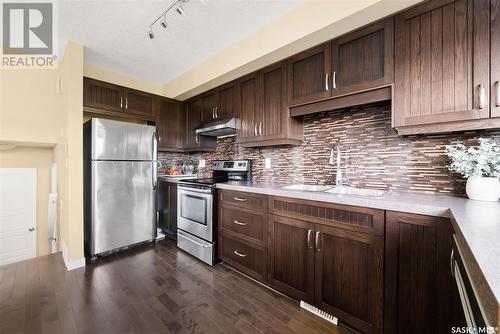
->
[445,138,500,202]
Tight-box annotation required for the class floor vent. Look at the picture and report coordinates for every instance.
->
[300,301,338,326]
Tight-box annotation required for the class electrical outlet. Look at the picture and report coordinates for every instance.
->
[199,159,206,168]
[265,158,271,169]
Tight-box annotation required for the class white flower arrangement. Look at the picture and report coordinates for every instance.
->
[445,138,500,178]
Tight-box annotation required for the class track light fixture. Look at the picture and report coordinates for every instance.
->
[147,0,190,39]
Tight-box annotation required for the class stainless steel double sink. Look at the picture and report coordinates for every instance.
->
[281,184,386,197]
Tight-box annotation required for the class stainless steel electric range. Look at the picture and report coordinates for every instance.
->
[176,160,251,265]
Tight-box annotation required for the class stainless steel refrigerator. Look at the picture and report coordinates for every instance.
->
[84,118,157,259]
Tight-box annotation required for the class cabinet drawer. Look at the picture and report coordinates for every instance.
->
[269,196,384,236]
[219,190,267,211]
[219,233,267,281]
[220,206,267,244]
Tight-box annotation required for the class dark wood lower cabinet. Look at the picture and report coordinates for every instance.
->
[385,211,454,334]
[315,224,384,334]
[268,215,315,304]
[218,190,456,334]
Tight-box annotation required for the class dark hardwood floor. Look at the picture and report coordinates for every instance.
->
[0,238,353,334]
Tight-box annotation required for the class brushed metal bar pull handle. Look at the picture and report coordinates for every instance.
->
[315,231,321,251]
[233,197,247,202]
[259,122,263,136]
[195,133,199,144]
[120,97,123,108]
[233,220,247,226]
[333,71,337,90]
[495,81,500,107]
[125,98,128,109]
[307,229,313,249]
[325,72,329,91]
[215,106,219,119]
[450,248,454,277]
[478,84,486,109]
[233,250,247,258]
[254,122,258,136]
[212,107,215,119]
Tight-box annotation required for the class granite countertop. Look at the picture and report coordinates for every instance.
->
[158,174,197,183]
[216,181,500,321]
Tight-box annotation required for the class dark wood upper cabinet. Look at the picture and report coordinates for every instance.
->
[217,81,237,120]
[394,0,492,134]
[83,78,124,113]
[491,0,500,118]
[184,98,216,151]
[157,98,184,152]
[332,17,394,97]
[123,88,157,118]
[315,224,383,334]
[287,42,332,106]
[261,62,285,137]
[385,211,454,334]
[200,90,218,123]
[237,72,260,141]
[239,62,303,147]
[268,214,315,304]
[83,77,157,121]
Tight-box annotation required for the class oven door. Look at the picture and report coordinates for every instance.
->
[177,185,213,242]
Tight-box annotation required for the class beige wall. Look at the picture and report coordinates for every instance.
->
[0,147,54,256]
[163,0,422,100]
[84,63,164,95]
[0,42,85,267]
[56,42,84,265]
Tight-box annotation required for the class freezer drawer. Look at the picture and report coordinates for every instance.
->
[89,160,156,256]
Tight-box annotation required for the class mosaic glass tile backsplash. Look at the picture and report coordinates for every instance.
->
[158,102,500,195]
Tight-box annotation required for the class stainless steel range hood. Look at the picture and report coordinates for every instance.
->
[193,117,239,137]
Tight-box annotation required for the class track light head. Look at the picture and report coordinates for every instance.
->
[148,29,154,39]
[176,6,184,15]
[160,15,167,28]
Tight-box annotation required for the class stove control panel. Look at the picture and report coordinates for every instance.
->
[212,160,250,172]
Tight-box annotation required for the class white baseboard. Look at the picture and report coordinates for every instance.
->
[61,240,85,271]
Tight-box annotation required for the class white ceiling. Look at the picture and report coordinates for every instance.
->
[57,0,302,85]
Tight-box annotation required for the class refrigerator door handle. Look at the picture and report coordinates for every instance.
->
[152,131,158,190]
[152,161,157,190]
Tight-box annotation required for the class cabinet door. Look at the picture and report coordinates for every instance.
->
[314,224,383,334]
[123,88,156,117]
[268,215,315,303]
[237,72,261,141]
[83,78,124,112]
[157,98,184,151]
[385,211,454,334]
[184,99,216,151]
[287,42,332,106]
[261,62,287,137]
[184,99,202,148]
[217,82,237,120]
[168,182,178,238]
[491,0,500,117]
[332,18,393,96]
[394,0,490,128]
[200,90,218,122]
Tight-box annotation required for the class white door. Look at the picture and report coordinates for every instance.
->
[0,168,36,265]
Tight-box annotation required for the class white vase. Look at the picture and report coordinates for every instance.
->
[465,176,500,202]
